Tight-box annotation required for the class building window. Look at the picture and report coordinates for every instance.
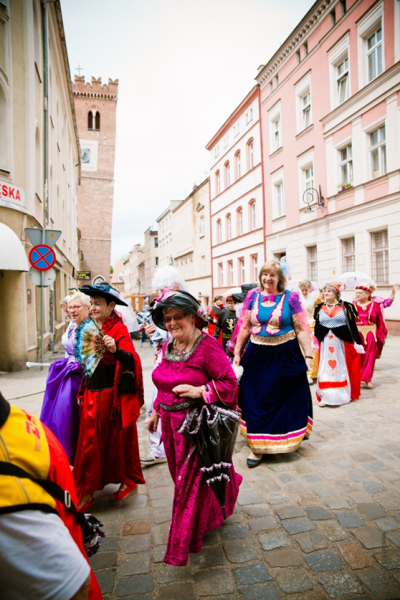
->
[330,8,337,27]
[217,219,222,243]
[339,0,346,16]
[215,170,221,195]
[273,117,281,151]
[337,57,349,104]
[250,200,257,230]
[236,151,241,179]
[239,258,245,284]
[0,85,8,169]
[155,257,159,266]
[154,237,158,247]
[307,246,318,281]
[248,140,254,170]
[370,125,386,178]
[237,208,243,235]
[228,261,234,285]
[367,26,383,82]
[226,213,232,240]
[273,182,284,218]
[342,237,355,271]
[88,111,100,130]
[223,135,228,148]
[302,92,311,128]
[214,146,219,159]
[246,108,253,124]
[252,255,258,282]
[304,165,314,195]
[199,215,205,237]
[201,255,206,275]
[371,229,388,284]
[219,263,224,286]
[339,144,353,186]
[234,122,240,137]
[225,161,230,187]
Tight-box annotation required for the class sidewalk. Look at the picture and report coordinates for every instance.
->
[1,337,400,599]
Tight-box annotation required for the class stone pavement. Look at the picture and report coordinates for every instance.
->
[1,337,400,599]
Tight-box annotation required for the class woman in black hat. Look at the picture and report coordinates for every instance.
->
[73,283,145,511]
[147,290,242,566]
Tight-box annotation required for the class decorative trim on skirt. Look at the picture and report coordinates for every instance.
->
[240,417,313,454]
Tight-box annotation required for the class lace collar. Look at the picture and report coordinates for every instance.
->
[165,333,205,362]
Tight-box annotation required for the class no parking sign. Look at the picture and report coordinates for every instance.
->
[28,244,56,271]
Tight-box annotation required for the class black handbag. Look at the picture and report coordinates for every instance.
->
[118,370,136,394]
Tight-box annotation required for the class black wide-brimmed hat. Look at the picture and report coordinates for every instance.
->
[232,283,258,304]
[80,283,128,306]
[150,290,208,331]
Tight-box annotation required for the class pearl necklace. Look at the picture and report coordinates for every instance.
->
[325,302,338,315]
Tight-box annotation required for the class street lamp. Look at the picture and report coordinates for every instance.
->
[302,185,325,212]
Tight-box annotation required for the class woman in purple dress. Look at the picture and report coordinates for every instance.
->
[148,290,242,566]
[40,292,90,465]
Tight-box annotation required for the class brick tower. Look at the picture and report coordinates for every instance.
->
[72,75,118,283]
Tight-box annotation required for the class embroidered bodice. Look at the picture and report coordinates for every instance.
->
[164,333,205,363]
[249,290,300,337]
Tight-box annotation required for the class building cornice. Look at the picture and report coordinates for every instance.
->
[172,178,209,213]
[73,91,118,101]
[205,85,259,150]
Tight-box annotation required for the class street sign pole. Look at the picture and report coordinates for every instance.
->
[41,229,45,369]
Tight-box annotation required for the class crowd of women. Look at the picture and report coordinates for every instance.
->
[39,263,398,567]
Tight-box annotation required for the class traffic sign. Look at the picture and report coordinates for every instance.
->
[29,244,56,271]
[29,267,56,287]
[24,228,61,248]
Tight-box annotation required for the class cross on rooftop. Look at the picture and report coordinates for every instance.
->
[76,63,83,76]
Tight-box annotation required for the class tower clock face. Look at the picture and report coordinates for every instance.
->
[81,147,91,163]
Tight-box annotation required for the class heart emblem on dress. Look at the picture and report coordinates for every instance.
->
[328,360,337,370]
[329,334,334,339]
[328,346,334,354]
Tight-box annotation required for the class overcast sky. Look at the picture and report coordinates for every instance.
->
[62,0,314,265]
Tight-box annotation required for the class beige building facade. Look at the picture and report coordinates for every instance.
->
[172,179,212,307]
[0,0,80,371]
[144,226,159,296]
[124,243,145,296]
[156,200,182,268]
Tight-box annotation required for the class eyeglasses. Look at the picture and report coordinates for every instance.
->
[69,305,84,310]
[164,313,187,324]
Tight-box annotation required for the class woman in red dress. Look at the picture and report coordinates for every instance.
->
[353,283,399,388]
[73,283,145,510]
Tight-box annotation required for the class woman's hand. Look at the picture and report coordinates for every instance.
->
[145,323,156,336]
[103,335,117,353]
[147,414,159,433]
[305,357,313,371]
[233,355,241,367]
[172,384,203,399]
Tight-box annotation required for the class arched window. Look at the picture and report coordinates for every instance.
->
[88,111,93,129]
[249,200,257,230]
[0,85,8,169]
[217,219,222,243]
[237,207,243,236]
[225,161,230,187]
[215,170,221,195]
[235,151,241,179]
[247,139,254,170]
[95,112,100,130]
[226,213,232,240]
[88,110,100,130]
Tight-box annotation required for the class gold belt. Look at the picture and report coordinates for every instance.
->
[358,324,376,341]
[251,330,296,346]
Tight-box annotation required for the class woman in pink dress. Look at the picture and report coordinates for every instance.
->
[354,283,399,388]
[148,290,242,566]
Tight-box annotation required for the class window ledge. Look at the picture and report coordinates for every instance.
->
[272,214,286,222]
[296,124,314,139]
[199,234,205,239]
[269,146,283,158]
[337,185,353,193]
[0,168,11,175]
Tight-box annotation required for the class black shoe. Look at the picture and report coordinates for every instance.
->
[247,457,262,468]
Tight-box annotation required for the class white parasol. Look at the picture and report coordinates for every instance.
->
[222,287,242,297]
[337,271,376,291]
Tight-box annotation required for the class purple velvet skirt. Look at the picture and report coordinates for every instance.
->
[40,358,83,465]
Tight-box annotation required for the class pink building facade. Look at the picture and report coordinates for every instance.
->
[206,86,265,296]
[256,0,400,330]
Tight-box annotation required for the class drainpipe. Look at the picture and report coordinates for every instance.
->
[43,1,55,352]
[257,85,267,263]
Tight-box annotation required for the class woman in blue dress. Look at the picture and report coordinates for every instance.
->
[233,261,313,468]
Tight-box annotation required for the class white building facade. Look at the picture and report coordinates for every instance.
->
[206,85,265,296]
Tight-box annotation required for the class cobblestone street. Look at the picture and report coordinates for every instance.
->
[2,337,400,600]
